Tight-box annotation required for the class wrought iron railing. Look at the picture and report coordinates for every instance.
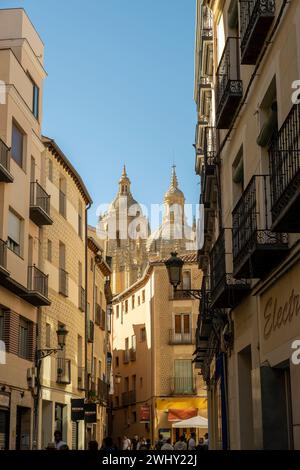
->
[30,181,51,215]
[121,390,136,406]
[232,175,288,276]
[269,104,300,224]
[169,329,195,345]
[215,37,242,118]
[240,0,275,58]
[204,126,217,166]
[0,138,10,173]
[78,286,85,312]
[98,378,109,404]
[57,358,71,384]
[170,377,196,395]
[77,366,86,390]
[28,265,48,298]
[59,268,69,296]
[0,239,7,270]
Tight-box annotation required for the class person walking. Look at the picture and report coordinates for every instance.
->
[187,432,196,450]
[161,438,174,450]
[122,435,132,450]
[174,435,187,450]
[155,434,164,450]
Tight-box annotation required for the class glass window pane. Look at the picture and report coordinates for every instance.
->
[12,124,23,167]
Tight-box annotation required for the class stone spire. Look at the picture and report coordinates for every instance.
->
[164,165,185,206]
[119,164,131,195]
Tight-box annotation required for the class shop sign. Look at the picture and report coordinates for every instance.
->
[140,405,150,423]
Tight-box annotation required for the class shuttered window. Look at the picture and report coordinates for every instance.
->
[19,318,29,359]
[8,210,22,256]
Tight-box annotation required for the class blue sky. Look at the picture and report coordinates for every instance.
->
[2,0,199,226]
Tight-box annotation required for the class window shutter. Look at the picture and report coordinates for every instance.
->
[174,315,181,334]
[183,315,190,334]
[5,311,19,356]
[8,211,20,244]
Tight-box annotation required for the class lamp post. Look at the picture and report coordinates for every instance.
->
[32,324,68,449]
[165,252,201,300]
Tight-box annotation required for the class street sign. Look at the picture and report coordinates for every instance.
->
[140,405,150,423]
[71,398,85,422]
[84,403,97,423]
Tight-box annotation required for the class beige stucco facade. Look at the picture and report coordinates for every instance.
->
[194,0,300,450]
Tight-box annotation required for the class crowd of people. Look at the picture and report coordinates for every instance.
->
[45,430,209,451]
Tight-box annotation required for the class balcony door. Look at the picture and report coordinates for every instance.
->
[174,359,193,394]
[174,314,191,344]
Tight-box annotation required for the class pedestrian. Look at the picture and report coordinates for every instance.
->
[155,434,164,450]
[137,436,146,450]
[88,440,99,451]
[196,437,206,451]
[122,435,132,450]
[102,437,116,451]
[131,435,138,450]
[53,430,67,450]
[204,432,209,449]
[161,438,173,450]
[174,435,187,450]
[187,432,196,450]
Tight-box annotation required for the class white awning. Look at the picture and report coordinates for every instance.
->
[171,415,208,429]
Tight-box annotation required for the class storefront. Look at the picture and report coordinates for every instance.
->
[0,393,10,450]
[257,260,300,449]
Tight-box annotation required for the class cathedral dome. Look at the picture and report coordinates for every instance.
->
[164,166,185,205]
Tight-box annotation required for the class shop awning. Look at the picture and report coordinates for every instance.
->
[168,408,198,422]
[172,415,208,429]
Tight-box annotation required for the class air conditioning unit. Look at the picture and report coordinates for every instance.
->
[27,367,37,390]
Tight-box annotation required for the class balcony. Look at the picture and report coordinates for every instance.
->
[30,181,53,226]
[0,240,9,279]
[123,349,130,364]
[57,358,71,385]
[210,230,250,309]
[232,175,288,279]
[59,268,69,297]
[169,329,195,345]
[88,320,94,343]
[170,377,196,395]
[78,286,85,312]
[240,0,275,65]
[0,138,13,183]
[130,348,136,361]
[121,390,136,406]
[269,104,300,232]
[197,77,212,122]
[201,127,217,207]
[26,265,50,306]
[77,366,86,391]
[98,378,109,405]
[215,37,243,129]
[172,289,201,300]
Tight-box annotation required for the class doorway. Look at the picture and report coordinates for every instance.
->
[16,406,31,450]
[0,409,9,450]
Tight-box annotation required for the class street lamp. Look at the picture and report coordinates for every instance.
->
[31,324,68,448]
[165,252,201,300]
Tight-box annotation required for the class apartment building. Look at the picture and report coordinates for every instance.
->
[194,0,300,450]
[0,9,49,450]
[86,228,112,446]
[111,255,207,445]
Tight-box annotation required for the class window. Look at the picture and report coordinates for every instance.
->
[30,156,35,182]
[19,318,29,359]
[12,122,24,167]
[142,290,145,303]
[125,338,129,352]
[138,296,141,306]
[47,239,52,262]
[90,257,94,272]
[232,147,244,205]
[132,411,137,423]
[0,310,4,341]
[48,159,53,182]
[140,377,143,388]
[46,323,51,348]
[132,295,135,309]
[116,305,119,319]
[78,200,83,239]
[8,210,22,256]
[115,356,119,367]
[115,396,119,408]
[132,375,136,390]
[125,300,128,313]
[174,314,191,335]
[28,75,39,120]
[59,241,66,269]
[140,327,146,342]
[131,335,136,351]
[59,177,66,217]
[174,359,193,393]
[182,271,191,290]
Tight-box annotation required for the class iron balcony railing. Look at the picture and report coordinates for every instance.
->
[57,358,71,384]
[59,268,69,297]
[78,286,85,312]
[30,181,51,216]
[169,329,195,345]
[269,103,300,232]
[215,37,243,128]
[98,378,109,404]
[121,390,136,406]
[232,175,288,278]
[240,0,275,64]
[0,138,13,182]
[77,366,86,390]
[170,377,196,395]
[0,239,7,271]
[202,126,217,205]
[27,265,49,298]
